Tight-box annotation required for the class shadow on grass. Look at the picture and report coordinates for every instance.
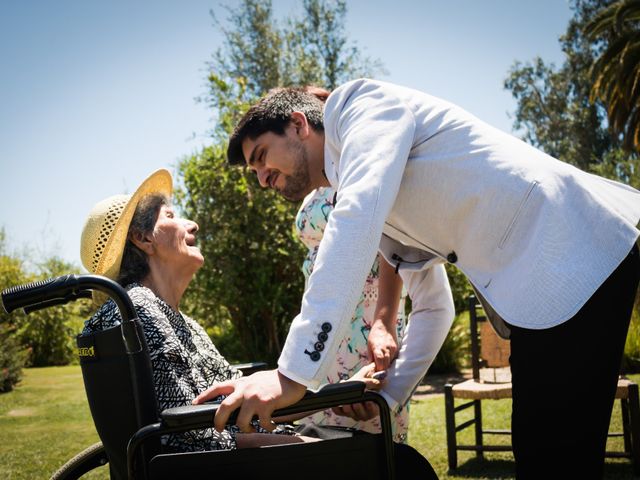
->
[602,461,640,479]
[447,457,515,479]
[447,457,638,479]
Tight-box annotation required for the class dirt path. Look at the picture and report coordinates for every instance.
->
[412,371,470,399]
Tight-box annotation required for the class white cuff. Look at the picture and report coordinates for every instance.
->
[378,389,399,412]
[277,365,321,391]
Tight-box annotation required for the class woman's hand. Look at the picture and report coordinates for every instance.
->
[368,318,399,371]
[349,362,385,390]
[368,256,403,370]
[332,362,383,421]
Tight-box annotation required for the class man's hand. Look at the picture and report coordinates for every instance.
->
[192,369,307,433]
[368,318,398,371]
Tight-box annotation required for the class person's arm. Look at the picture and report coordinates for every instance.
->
[271,363,382,423]
[379,264,454,410]
[334,264,454,421]
[278,79,416,388]
[194,79,417,432]
[368,256,404,371]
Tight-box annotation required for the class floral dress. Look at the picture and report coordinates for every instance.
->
[294,187,410,443]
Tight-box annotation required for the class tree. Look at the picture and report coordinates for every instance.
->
[585,0,640,151]
[0,230,30,391]
[504,0,640,185]
[177,0,384,364]
[504,0,615,170]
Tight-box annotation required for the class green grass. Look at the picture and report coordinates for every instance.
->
[1,367,638,479]
[410,387,640,480]
[0,366,107,479]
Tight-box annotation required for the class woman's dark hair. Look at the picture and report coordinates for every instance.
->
[117,194,168,287]
[227,86,330,166]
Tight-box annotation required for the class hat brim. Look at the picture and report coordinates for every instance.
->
[95,168,173,281]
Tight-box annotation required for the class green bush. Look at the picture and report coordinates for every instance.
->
[622,299,640,373]
[1,236,92,367]
[0,323,29,392]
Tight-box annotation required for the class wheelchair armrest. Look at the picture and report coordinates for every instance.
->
[160,381,368,430]
[129,382,394,480]
[232,361,268,376]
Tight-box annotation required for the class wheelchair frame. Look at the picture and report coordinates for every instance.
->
[2,274,397,480]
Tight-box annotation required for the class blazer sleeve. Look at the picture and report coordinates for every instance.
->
[278,79,418,388]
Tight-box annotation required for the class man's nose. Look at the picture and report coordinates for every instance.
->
[256,167,269,188]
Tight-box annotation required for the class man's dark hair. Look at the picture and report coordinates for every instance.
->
[227,87,328,166]
[117,193,168,287]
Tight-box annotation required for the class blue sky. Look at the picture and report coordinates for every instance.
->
[0,1,572,268]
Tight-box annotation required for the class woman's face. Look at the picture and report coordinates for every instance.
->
[151,205,204,270]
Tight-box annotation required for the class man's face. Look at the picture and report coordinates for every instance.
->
[241,124,313,202]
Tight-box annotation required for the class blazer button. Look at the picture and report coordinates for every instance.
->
[314,341,325,352]
[321,322,332,333]
[447,252,457,263]
[310,351,321,361]
[317,332,328,342]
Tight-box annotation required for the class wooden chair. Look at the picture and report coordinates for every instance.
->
[444,295,640,473]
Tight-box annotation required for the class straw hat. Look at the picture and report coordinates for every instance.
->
[80,169,173,281]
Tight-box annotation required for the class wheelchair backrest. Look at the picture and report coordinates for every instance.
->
[78,320,160,480]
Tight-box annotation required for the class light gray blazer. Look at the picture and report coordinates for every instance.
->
[278,78,640,407]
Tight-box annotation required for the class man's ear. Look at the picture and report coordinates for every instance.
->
[290,111,310,139]
[130,232,154,256]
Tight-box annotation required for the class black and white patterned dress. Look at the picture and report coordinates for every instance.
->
[82,284,242,451]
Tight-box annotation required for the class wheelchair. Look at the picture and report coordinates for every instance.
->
[2,274,434,480]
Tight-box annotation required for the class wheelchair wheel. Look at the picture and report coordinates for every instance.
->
[50,442,108,480]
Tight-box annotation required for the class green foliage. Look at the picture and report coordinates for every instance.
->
[622,305,640,372]
[207,0,384,100]
[0,324,29,393]
[445,265,474,314]
[590,147,640,188]
[177,0,384,363]
[504,0,640,186]
[585,0,640,151]
[13,259,92,367]
[504,0,614,170]
[430,310,470,374]
[0,233,92,367]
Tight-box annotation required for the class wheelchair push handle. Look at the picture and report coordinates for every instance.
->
[2,274,81,313]
[1,274,137,321]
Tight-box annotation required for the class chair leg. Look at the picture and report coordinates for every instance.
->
[474,399,484,461]
[621,397,631,455]
[444,384,458,470]
[628,383,640,475]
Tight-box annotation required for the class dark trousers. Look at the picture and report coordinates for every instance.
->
[509,244,639,480]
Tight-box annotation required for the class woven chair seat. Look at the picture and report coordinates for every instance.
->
[450,377,629,400]
[450,379,512,400]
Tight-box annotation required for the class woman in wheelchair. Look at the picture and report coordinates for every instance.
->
[79,168,382,453]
